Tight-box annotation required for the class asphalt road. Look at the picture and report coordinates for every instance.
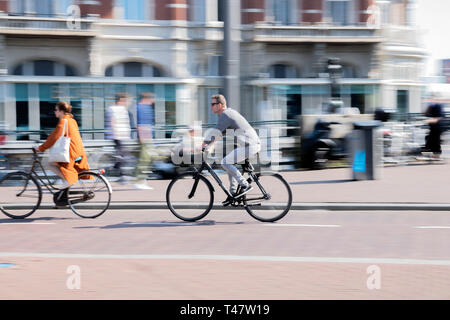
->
[1,208,450,299]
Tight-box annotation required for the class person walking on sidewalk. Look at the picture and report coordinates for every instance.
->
[34,101,90,206]
[424,100,444,159]
[202,94,261,206]
[105,93,132,183]
[133,92,156,190]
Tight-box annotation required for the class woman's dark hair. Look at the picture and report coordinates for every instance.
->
[56,101,72,114]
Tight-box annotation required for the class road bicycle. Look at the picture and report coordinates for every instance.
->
[0,148,112,219]
[166,150,292,222]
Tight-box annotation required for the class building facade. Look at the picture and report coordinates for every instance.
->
[0,0,426,139]
[440,59,450,84]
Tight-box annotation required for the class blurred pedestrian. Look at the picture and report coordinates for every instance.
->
[34,101,90,206]
[133,92,156,190]
[424,101,444,159]
[105,93,132,183]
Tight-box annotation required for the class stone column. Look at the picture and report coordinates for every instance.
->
[28,84,40,141]
[88,38,103,77]
[312,43,327,77]
[0,35,7,75]
[368,42,382,79]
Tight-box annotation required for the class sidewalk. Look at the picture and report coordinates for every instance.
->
[95,160,450,211]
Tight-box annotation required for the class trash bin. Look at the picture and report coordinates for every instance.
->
[350,121,382,180]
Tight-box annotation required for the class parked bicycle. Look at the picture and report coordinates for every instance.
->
[166,149,292,222]
[0,148,112,219]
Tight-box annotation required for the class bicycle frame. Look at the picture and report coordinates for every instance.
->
[22,151,62,195]
[189,154,269,204]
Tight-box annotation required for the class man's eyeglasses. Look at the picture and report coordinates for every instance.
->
[211,102,219,106]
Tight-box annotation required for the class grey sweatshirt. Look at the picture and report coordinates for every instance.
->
[206,108,260,147]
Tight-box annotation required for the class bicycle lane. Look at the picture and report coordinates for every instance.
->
[1,209,450,299]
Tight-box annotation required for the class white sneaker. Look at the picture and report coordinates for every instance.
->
[118,175,133,185]
[133,183,153,190]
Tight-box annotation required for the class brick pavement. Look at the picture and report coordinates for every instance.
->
[1,258,450,299]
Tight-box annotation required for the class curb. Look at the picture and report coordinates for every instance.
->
[111,202,450,211]
[5,202,450,211]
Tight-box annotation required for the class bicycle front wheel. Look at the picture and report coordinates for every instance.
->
[166,172,214,222]
[0,171,42,219]
[68,172,112,218]
[243,172,292,222]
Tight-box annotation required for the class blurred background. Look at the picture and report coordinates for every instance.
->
[0,0,448,176]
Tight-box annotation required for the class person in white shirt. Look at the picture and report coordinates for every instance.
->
[105,93,131,181]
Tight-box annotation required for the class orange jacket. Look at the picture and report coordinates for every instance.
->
[38,114,90,185]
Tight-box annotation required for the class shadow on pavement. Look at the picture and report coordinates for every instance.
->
[0,216,73,223]
[74,220,246,229]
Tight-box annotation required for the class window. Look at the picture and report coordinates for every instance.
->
[327,0,350,25]
[117,0,145,20]
[268,64,298,78]
[218,0,224,21]
[351,94,365,113]
[341,65,358,78]
[15,84,29,139]
[208,55,222,76]
[124,62,142,77]
[273,0,290,25]
[397,90,409,115]
[56,0,74,15]
[65,65,76,77]
[35,0,54,16]
[105,66,113,77]
[35,60,54,76]
[14,0,26,14]
[12,64,23,76]
[39,84,59,139]
[105,62,163,77]
[12,60,78,76]
[191,0,206,22]
[14,0,57,16]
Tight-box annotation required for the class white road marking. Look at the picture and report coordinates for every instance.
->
[1,252,450,266]
[415,226,450,229]
[265,224,341,228]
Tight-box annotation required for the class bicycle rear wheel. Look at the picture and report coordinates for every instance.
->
[0,171,42,219]
[166,172,214,222]
[243,172,292,222]
[68,171,112,218]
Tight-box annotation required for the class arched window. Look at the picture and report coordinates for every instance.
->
[105,62,163,77]
[12,60,77,76]
[341,65,358,78]
[268,63,298,78]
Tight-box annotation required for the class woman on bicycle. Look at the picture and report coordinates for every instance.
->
[34,101,90,205]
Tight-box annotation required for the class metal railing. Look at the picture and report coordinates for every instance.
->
[0,14,94,32]
[0,121,301,173]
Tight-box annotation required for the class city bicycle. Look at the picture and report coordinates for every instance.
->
[0,148,112,219]
[166,150,292,222]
